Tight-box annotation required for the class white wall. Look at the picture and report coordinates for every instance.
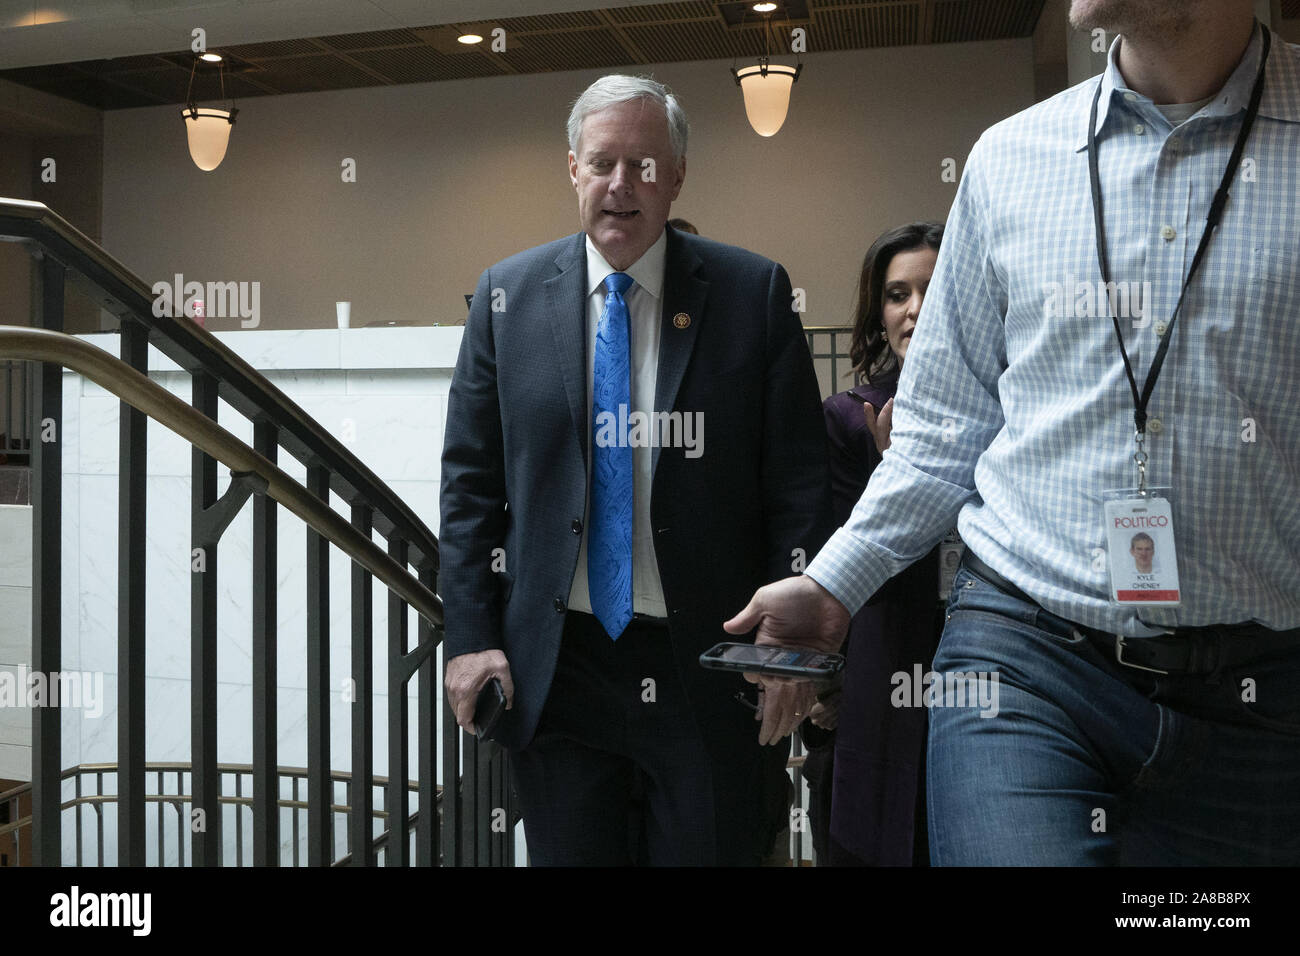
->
[102,40,1035,331]
[0,504,34,782]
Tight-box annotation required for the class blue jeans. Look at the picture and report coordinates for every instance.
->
[927,565,1300,865]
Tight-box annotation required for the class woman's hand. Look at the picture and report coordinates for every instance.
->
[864,396,894,454]
[809,688,842,731]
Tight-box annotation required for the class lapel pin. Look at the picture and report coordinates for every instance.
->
[673,312,691,329]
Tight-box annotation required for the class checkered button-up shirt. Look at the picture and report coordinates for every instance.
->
[808,23,1300,635]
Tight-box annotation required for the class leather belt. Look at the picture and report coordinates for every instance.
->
[958,552,1297,676]
[962,551,1037,606]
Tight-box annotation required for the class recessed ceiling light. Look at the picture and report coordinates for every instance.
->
[199,52,223,62]
[752,2,778,12]
[457,33,483,45]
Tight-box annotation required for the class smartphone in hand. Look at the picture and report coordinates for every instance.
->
[473,677,506,739]
[700,642,845,680]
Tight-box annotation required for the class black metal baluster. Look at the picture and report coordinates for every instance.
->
[488,749,503,866]
[94,772,104,866]
[234,771,244,865]
[350,504,374,865]
[343,779,352,861]
[74,774,82,865]
[190,371,220,866]
[416,563,436,867]
[31,255,63,866]
[791,737,803,866]
[305,464,331,865]
[461,730,479,866]
[506,752,516,866]
[155,769,164,866]
[386,536,409,866]
[251,421,278,865]
[117,318,148,866]
[176,771,185,865]
[475,739,493,866]
[442,691,459,866]
[494,750,513,866]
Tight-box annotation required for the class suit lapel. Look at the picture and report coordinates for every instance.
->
[545,234,589,460]
[653,232,708,476]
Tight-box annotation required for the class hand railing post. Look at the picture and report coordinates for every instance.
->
[462,730,480,865]
[441,693,459,865]
[117,317,148,866]
[386,536,409,866]
[306,464,332,865]
[349,504,374,865]
[252,421,279,865]
[190,370,221,866]
[30,254,64,866]
[416,563,437,867]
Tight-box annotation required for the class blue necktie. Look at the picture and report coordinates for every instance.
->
[589,272,635,640]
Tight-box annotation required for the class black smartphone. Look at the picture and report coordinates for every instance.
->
[699,642,845,680]
[473,677,506,740]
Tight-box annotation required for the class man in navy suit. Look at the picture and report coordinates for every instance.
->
[440,75,830,865]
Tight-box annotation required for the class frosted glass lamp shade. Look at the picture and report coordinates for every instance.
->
[735,64,799,137]
[182,107,237,171]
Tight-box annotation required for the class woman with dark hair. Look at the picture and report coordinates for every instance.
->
[803,221,953,866]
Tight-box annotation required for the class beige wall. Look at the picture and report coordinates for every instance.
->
[0,76,104,332]
[101,40,1034,331]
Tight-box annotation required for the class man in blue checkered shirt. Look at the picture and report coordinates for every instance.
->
[728,0,1300,865]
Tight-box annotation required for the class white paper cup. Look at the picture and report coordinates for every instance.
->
[336,301,351,329]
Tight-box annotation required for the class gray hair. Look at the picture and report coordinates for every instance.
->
[566,74,689,163]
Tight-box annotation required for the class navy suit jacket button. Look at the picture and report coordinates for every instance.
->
[571,518,582,534]
[554,597,566,612]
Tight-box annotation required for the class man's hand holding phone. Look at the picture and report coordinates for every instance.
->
[723,574,851,660]
[445,648,514,736]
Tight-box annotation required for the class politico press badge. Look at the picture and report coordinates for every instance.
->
[1102,489,1181,606]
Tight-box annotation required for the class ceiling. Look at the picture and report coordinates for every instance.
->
[0,0,1050,110]
[0,1,672,68]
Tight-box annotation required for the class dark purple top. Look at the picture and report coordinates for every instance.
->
[822,377,944,866]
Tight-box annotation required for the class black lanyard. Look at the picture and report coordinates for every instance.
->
[1087,27,1270,447]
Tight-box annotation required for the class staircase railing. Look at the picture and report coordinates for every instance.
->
[0,197,514,866]
[0,762,440,867]
[803,325,859,398]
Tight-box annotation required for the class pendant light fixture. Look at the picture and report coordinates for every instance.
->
[181,53,238,171]
[731,2,803,137]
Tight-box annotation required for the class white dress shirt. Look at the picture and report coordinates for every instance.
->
[567,230,668,619]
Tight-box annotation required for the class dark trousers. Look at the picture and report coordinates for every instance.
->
[510,610,775,866]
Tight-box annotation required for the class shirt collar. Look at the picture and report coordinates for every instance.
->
[1076,20,1295,152]
[584,229,667,300]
